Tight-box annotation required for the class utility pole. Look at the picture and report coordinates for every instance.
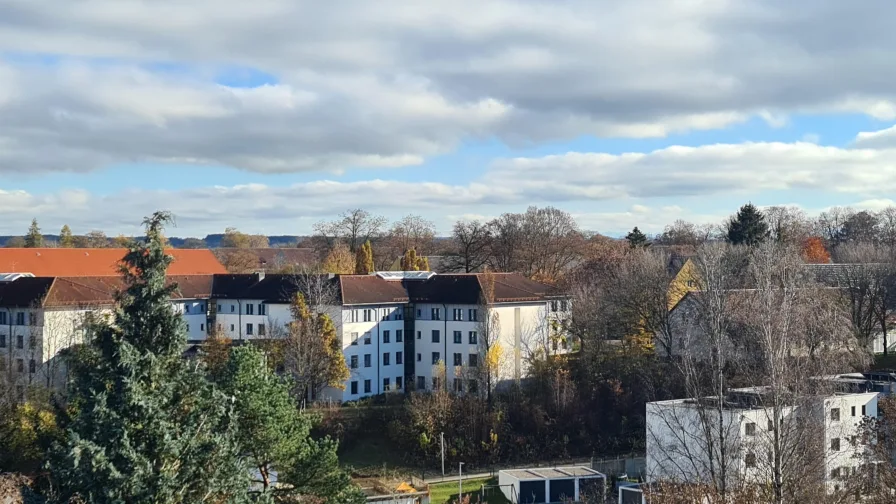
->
[440,432,445,477]
[459,462,464,501]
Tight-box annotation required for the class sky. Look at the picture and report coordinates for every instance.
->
[3,1,896,238]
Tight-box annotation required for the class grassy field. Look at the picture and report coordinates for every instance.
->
[428,477,510,504]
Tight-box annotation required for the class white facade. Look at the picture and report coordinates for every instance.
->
[646,391,879,494]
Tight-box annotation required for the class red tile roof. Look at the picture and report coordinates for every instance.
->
[0,275,217,308]
[0,248,226,277]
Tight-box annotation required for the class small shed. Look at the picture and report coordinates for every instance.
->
[497,466,606,503]
[617,482,645,504]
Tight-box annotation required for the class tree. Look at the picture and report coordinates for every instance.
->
[321,243,354,274]
[613,249,678,357]
[58,225,74,248]
[180,237,207,249]
[841,210,880,245]
[46,212,252,503]
[221,227,268,248]
[112,234,133,248]
[625,227,649,248]
[219,249,260,273]
[354,240,374,275]
[656,219,717,247]
[726,203,769,246]
[800,236,831,264]
[400,248,428,271]
[384,214,437,263]
[764,206,811,245]
[832,244,895,355]
[0,398,60,473]
[277,293,349,401]
[214,345,362,502]
[202,330,233,377]
[85,230,108,247]
[5,236,25,248]
[446,220,491,273]
[313,209,387,253]
[477,270,506,407]
[24,219,42,248]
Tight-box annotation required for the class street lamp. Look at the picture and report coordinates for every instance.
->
[459,462,465,502]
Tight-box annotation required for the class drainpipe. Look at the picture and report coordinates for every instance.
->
[237,300,243,342]
[376,307,381,395]
[443,303,448,392]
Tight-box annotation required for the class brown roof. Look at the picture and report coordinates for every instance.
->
[339,275,410,305]
[0,248,226,276]
[0,275,216,308]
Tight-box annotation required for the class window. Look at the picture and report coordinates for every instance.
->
[351,310,359,323]
[396,330,403,342]
[852,406,856,417]
[417,353,422,362]
[862,405,867,416]
[259,304,266,316]
[200,304,205,312]
[28,359,35,373]
[383,330,390,344]
[16,313,24,326]
[396,352,403,365]
[216,304,221,312]
[16,359,23,373]
[351,356,358,369]
[246,324,253,335]
[416,309,422,318]
[767,419,774,431]
[469,354,479,367]
[383,353,390,366]
[469,331,478,344]
[201,323,205,332]
[453,353,462,366]
[186,324,190,332]
[745,453,756,468]
[364,309,372,322]
[561,300,569,311]
[16,335,23,349]
[417,376,426,390]
[230,324,235,332]
[184,304,190,314]
[432,330,440,343]
[364,332,371,345]
[453,308,463,321]
[258,324,265,336]
[831,408,840,422]
[432,352,440,365]
[831,468,841,479]
[382,310,389,321]
[0,334,5,348]
[468,379,479,393]
[351,332,359,346]
[246,304,254,315]
[394,309,403,321]
[364,354,371,368]
[231,304,235,313]
[454,379,463,393]
[453,331,462,344]
[364,380,371,393]
[384,378,391,391]
[431,308,441,321]
[396,377,403,389]
[469,309,478,322]
[687,280,696,287]
[831,438,841,451]
[432,377,441,390]
[0,312,6,325]
[551,301,558,312]
[745,423,756,436]
[351,381,358,394]
[417,331,421,340]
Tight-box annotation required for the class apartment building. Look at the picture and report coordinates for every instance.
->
[0,270,569,403]
[646,386,879,494]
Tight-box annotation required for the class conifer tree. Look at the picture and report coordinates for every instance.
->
[727,203,770,246]
[47,212,253,504]
[58,225,74,248]
[354,240,374,274]
[24,218,42,248]
[400,248,429,271]
[625,226,649,248]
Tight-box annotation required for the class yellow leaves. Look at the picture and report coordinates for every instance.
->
[400,248,428,271]
[322,243,355,274]
[485,342,504,371]
[355,240,375,274]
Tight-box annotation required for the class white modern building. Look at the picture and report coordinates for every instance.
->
[0,270,570,403]
[646,387,879,494]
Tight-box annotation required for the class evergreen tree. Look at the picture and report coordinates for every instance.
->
[58,225,74,248]
[47,212,253,504]
[215,345,362,503]
[726,203,769,246]
[24,218,42,248]
[400,248,429,271]
[625,227,649,248]
[354,240,374,274]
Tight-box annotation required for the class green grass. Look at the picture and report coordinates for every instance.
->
[338,433,413,475]
[428,477,510,504]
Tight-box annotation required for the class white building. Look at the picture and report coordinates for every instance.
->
[646,387,878,494]
[0,271,570,403]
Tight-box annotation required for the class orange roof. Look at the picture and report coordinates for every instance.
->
[0,248,227,277]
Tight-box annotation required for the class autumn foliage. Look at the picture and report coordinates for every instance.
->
[801,236,831,264]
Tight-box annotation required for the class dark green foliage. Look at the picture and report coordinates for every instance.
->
[726,203,769,246]
[625,227,649,248]
[46,212,253,504]
[215,345,364,504]
[24,219,42,248]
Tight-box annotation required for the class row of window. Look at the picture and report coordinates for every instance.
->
[187,323,266,336]
[348,376,481,395]
[350,351,479,368]
[350,352,405,369]
[350,377,403,395]
[550,300,570,312]
[0,334,25,349]
[425,330,479,344]
[4,358,36,374]
[0,312,37,326]
[190,303,268,316]
[830,405,866,421]
[351,329,404,345]
[349,307,481,323]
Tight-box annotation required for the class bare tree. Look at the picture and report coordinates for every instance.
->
[476,270,506,409]
[764,206,811,245]
[287,268,339,313]
[446,220,491,273]
[613,249,680,358]
[486,212,525,273]
[384,214,437,260]
[832,244,895,355]
[312,208,387,253]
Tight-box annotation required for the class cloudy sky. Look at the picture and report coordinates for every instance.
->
[2,0,896,237]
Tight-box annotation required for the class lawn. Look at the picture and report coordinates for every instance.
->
[428,477,510,504]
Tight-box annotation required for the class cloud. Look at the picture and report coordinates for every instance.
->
[2,1,896,173]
